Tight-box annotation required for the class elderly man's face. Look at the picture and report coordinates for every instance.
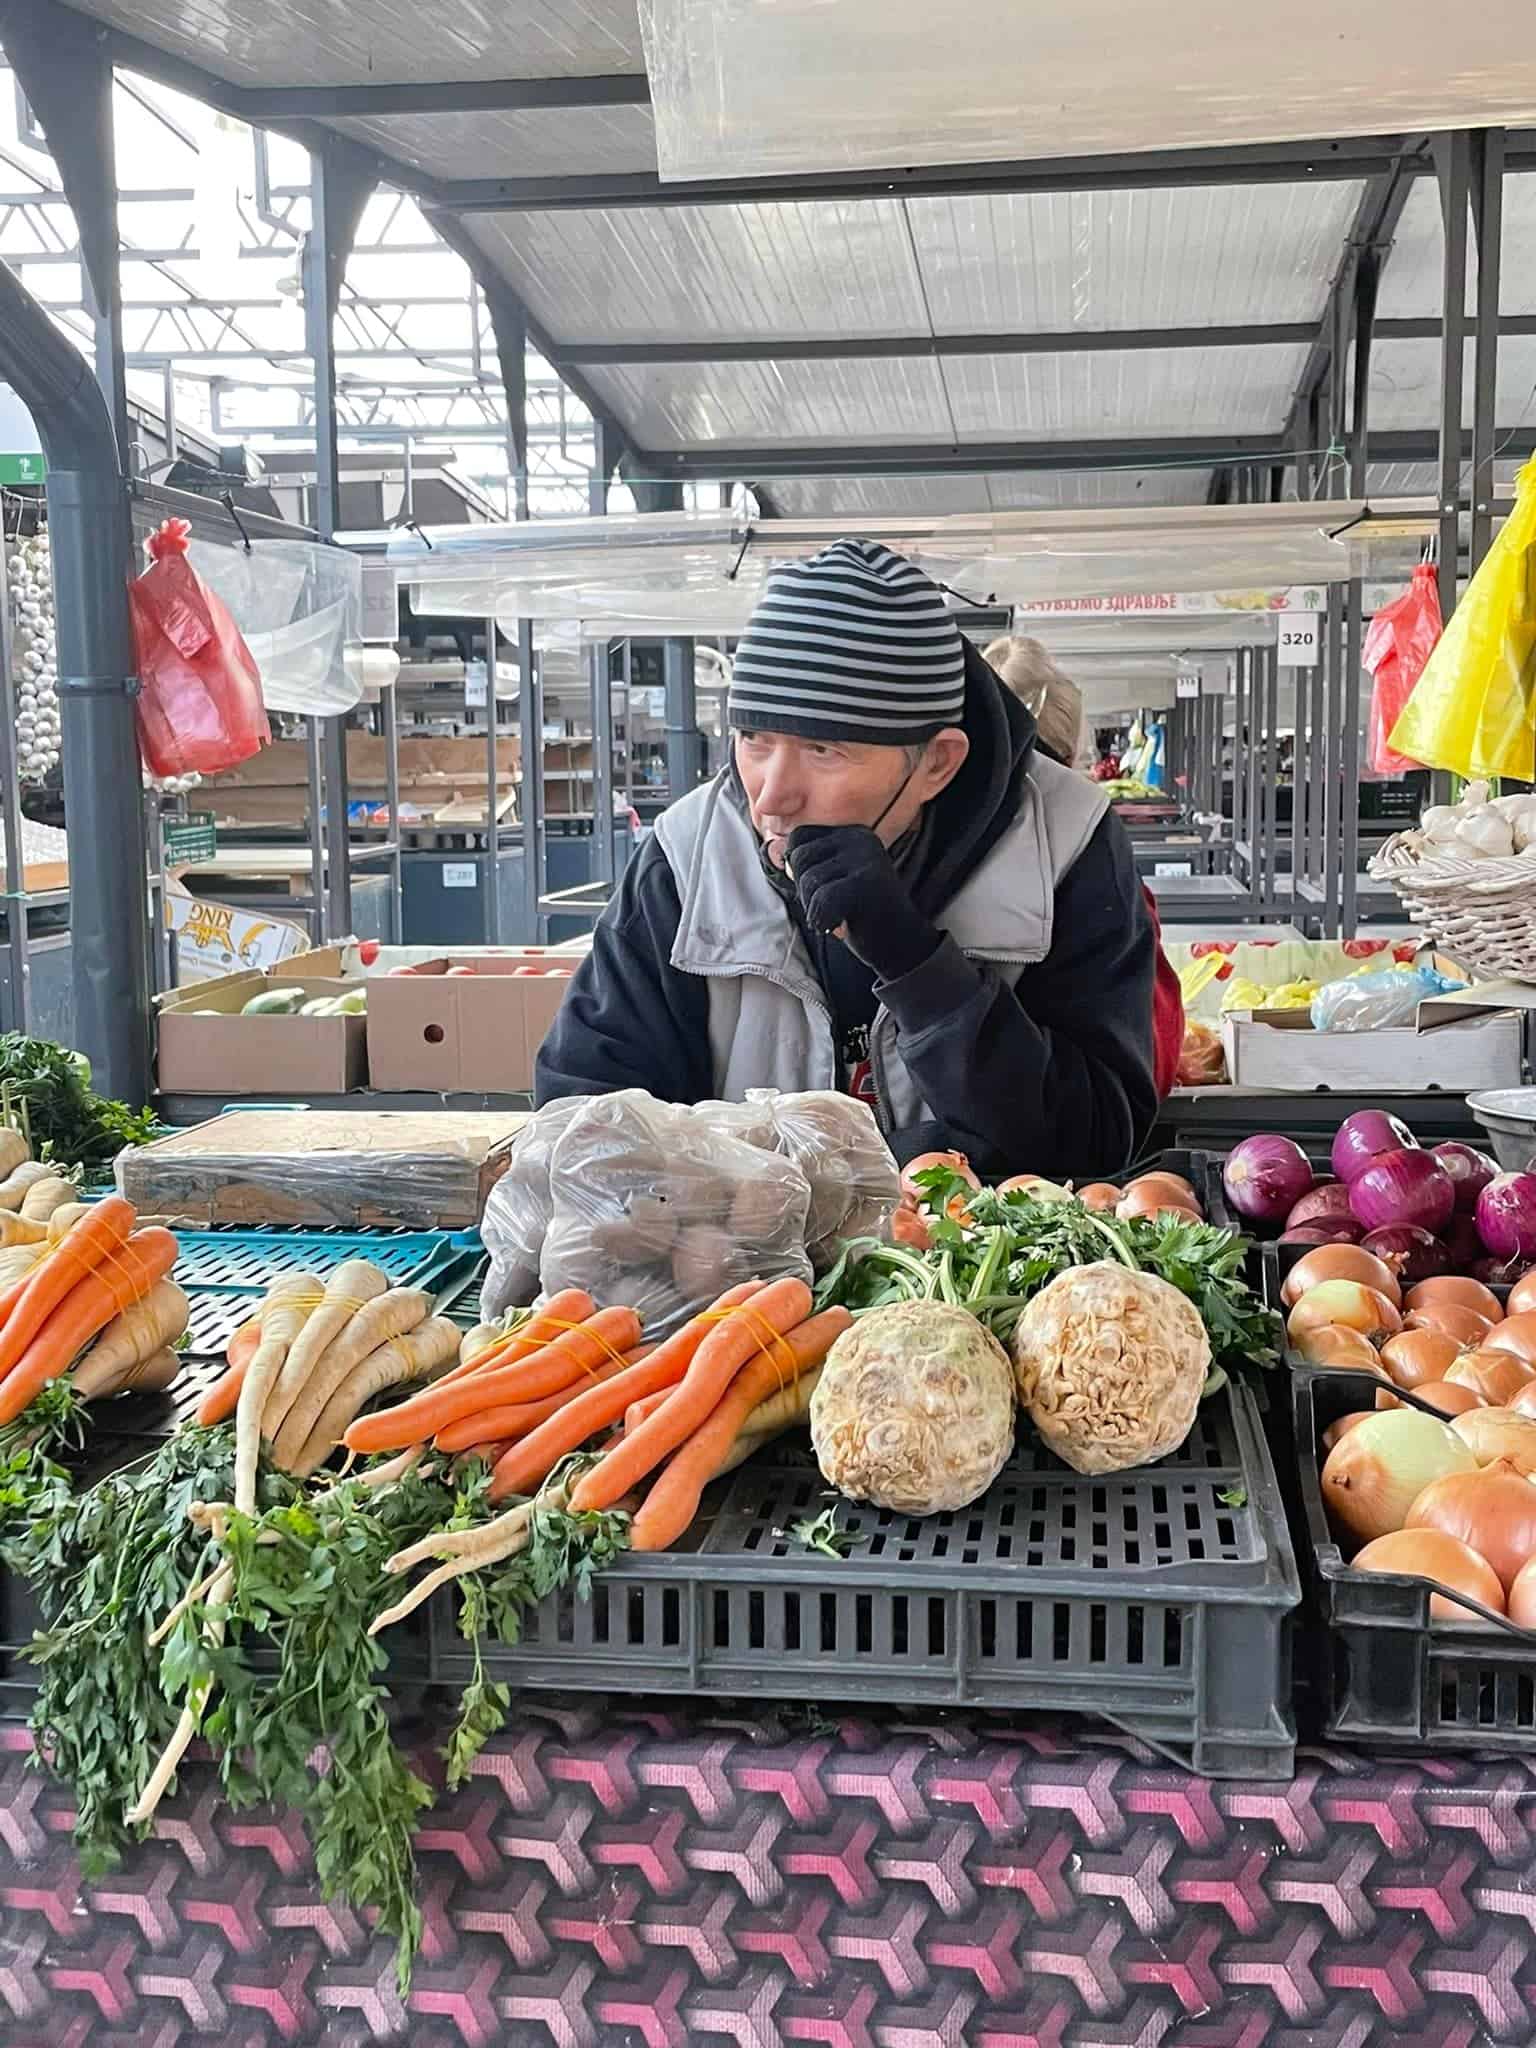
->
[733,727,968,869]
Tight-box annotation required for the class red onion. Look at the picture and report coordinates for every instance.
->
[1439,1212,1487,1268]
[1476,1174,1536,1262]
[1359,1224,1450,1285]
[1331,1110,1420,1186]
[1285,1182,1357,1233]
[1279,1224,1364,1248]
[1222,1135,1315,1226]
[1472,1254,1532,1287]
[1349,1150,1456,1235]
[1431,1141,1499,1213]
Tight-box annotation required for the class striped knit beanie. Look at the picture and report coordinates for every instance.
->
[728,538,967,745]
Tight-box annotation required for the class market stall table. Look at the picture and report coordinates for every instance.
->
[3,1701,1535,2046]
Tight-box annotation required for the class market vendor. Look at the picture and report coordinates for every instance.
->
[535,539,1157,1177]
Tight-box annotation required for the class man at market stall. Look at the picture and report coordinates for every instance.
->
[535,538,1157,1177]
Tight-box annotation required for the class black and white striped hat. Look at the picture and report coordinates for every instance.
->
[728,538,967,745]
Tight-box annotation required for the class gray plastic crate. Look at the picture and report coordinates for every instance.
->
[433,1379,1300,1778]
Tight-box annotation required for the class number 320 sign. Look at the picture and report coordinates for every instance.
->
[1277,614,1320,666]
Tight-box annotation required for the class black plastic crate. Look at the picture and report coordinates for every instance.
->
[432,1379,1299,1778]
[1295,1367,1536,1749]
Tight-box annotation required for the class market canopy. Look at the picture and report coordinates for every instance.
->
[52,0,1536,517]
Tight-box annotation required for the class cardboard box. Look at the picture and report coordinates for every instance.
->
[164,880,311,985]
[1222,1006,1523,1092]
[157,973,367,1095]
[366,955,574,1092]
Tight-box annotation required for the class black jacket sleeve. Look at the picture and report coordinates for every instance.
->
[875,810,1158,1180]
[534,837,714,1107]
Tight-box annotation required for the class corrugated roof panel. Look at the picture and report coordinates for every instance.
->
[941,344,1308,439]
[69,0,645,83]
[765,468,1216,519]
[1367,334,1536,428]
[985,468,1214,509]
[910,183,1363,332]
[584,357,952,448]
[327,106,656,179]
[467,204,925,342]
[1377,172,1536,320]
[1366,459,1522,496]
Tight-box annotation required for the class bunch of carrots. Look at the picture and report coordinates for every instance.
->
[0,1193,188,1424]
[347,1277,853,1630]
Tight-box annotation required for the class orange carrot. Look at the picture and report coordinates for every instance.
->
[431,1289,596,1392]
[487,1280,763,1503]
[194,1318,262,1428]
[0,1226,180,1425]
[343,1304,642,1453]
[625,1388,672,1435]
[629,1308,851,1550]
[0,1195,138,1383]
[568,1276,811,1513]
[432,1354,633,1453]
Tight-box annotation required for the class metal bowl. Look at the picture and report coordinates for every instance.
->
[1467,1089,1536,1172]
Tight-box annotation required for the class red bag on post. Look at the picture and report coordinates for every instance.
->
[1363,562,1442,776]
[127,518,269,777]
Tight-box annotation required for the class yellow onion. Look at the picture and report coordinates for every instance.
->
[1405,1276,1505,1326]
[1379,1328,1462,1390]
[1291,1323,1385,1372]
[1404,1303,1495,1349]
[1076,1182,1122,1212]
[1507,1552,1536,1629]
[1324,1411,1375,1450]
[1351,1529,1506,1621]
[1451,1407,1536,1474]
[1282,1243,1402,1310]
[1445,1349,1536,1406]
[1406,1464,1536,1592]
[1377,1380,1486,1418]
[1116,1184,1201,1223]
[1482,1312,1536,1366]
[1321,1408,1478,1544]
[1288,1281,1402,1348]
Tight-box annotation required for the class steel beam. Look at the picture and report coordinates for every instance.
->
[428,136,1428,214]
[1469,131,1505,573]
[660,435,1287,479]
[228,75,650,118]
[1434,133,1472,624]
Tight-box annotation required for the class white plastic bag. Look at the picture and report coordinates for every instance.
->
[479,1097,588,1318]
[752,1090,900,1268]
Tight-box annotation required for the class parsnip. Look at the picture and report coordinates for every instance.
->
[71,1281,190,1398]
[0,1210,46,1248]
[269,1286,431,1472]
[46,1202,94,1243]
[261,1258,390,1441]
[0,1243,44,1286]
[76,1346,180,1402]
[0,1159,57,1211]
[0,1126,29,1181]
[290,1316,461,1478]
[235,1273,323,1511]
[712,1365,823,1478]
[20,1175,76,1223]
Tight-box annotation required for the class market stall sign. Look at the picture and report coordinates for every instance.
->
[1015,587,1328,619]
[0,452,46,486]
[1276,615,1321,665]
[162,811,218,866]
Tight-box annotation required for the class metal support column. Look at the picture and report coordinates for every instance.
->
[300,139,374,940]
[0,540,32,1033]
[1470,130,1506,575]
[663,638,705,801]
[484,616,504,944]
[517,622,544,943]
[1341,585,1364,934]
[589,640,616,887]
[305,720,327,945]
[1322,586,1345,936]
[1434,133,1473,625]
[381,695,402,942]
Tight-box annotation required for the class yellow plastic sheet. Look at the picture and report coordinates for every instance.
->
[1389,459,1536,781]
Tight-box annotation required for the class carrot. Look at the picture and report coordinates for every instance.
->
[194,1317,263,1428]
[269,1286,432,1469]
[629,1309,850,1550]
[568,1277,812,1513]
[346,1304,642,1455]
[291,1316,461,1478]
[486,1282,762,1502]
[262,1258,390,1440]
[0,1194,138,1381]
[0,1225,180,1425]
[71,1280,189,1398]
[625,1388,672,1435]
[432,1358,632,1454]
[430,1289,598,1393]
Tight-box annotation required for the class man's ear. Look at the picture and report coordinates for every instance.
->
[918,727,969,798]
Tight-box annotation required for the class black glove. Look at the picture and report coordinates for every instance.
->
[786,824,941,983]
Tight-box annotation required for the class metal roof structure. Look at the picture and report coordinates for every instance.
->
[15,0,1536,527]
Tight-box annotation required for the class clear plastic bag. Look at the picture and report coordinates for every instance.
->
[541,1090,812,1334]
[127,518,270,777]
[752,1089,900,1266]
[191,537,364,716]
[1311,965,1466,1034]
[478,1097,589,1318]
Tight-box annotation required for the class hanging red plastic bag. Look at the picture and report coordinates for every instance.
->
[1363,562,1441,776]
[127,518,269,777]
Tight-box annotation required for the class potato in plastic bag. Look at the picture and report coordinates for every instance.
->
[542,1089,812,1333]
[479,1095,588,1319]
[751,1089,900,1268]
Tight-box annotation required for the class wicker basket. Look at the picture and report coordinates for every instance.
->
[1369,833,1536,980]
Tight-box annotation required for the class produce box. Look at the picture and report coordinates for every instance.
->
[1295,1369,1536,1749]
[116,1110,527,1229]
[366,955,575,1093]
[1222,1007,1521,1091]
[156,973,367,1094]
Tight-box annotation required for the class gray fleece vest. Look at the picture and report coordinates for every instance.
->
[651,759,1110,1135]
